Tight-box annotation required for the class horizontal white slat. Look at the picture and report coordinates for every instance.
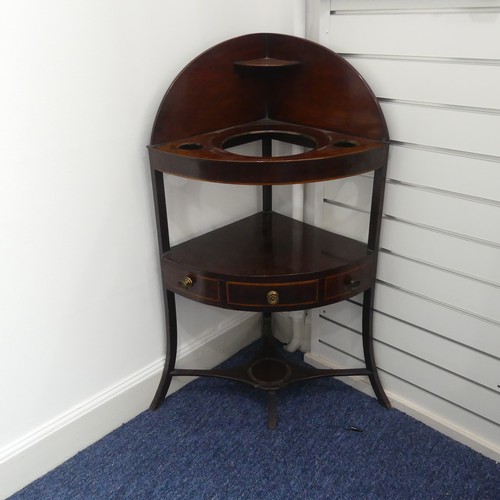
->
[323,175,373,211]
[312,330,500,453]
[323,188,500,253]
[329,11,500,60]
[380,102,500,157]
[375,314,500,392]
[388,145,500,203]
[319,325,362,361]
[384,183,500,245]
[380,219,500,286]
[331,0,500,11]
[316,0,500,459]
[321,286,500,358]
[375,370,500,454]
[376,284,500,357]
[314,335,364,368]
[378,252,500,324]
[344,57,500,110]
[323,202,369,242]
[319,308,500,391]
[319,299,362,332]
[312,337,500,452]
[380,345,500,425]
[316,322,500,424]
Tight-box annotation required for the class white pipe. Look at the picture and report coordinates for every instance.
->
[305,0,330,44]
[292,183,304,222]
[285,310,305,352]
[285,4,329,352]
[285,182,306,352]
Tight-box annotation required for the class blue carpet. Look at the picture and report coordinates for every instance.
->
[12,342,499,499]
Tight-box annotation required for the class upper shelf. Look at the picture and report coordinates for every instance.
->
[149,33,389,185]
[148,119,388,184]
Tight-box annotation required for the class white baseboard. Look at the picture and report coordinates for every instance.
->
[304,351,500,464]
[1,313,261,499]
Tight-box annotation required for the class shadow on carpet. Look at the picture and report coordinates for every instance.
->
[12,342,500,499]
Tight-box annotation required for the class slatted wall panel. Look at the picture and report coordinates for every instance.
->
[308,0,500,460]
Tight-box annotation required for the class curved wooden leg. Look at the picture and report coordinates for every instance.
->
[150,290,178,410]
[362,288,391,408]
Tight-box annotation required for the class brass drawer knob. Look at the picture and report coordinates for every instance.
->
[346,279,361,290]
[267,290,279,305]
[178,276,194,289]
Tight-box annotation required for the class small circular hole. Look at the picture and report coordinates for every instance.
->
[221,130,318,157]
[178,142,203,150]
[333,140,359,148]
[247,358,291,386]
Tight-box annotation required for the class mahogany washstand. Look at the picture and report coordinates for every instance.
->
[147,33,391,428]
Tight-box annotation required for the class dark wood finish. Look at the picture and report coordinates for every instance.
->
[163,212,372,281]
[150,290,177,409]
[161,261,221,304]
[166,313,374,429]
[160,212,375,311]
[265,34,388,140]
[150,33,388,146]
[234,57,301,68]
[147,33,390,425]
[362,288,391,407]
[324,262,374,301]
[262,138,273,212]
[148,119,388,185]
[226,279,319,309]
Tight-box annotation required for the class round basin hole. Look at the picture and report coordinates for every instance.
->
[222,130,317,157]
[333,139,359,148]
[248,358,291,386]
[178,142,203,150]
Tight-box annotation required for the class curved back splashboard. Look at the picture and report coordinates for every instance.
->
[148,33,388,185]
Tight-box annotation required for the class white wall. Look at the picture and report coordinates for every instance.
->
[308,0,500,461]
[0,1,305,496]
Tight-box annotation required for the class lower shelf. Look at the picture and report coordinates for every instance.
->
[170,354,372,391]
[151,310,391,429]
[170,351,373,430]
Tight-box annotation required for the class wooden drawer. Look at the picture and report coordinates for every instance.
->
[226,280,319,308]
[324,262,375,302]
[162,261,220,305]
